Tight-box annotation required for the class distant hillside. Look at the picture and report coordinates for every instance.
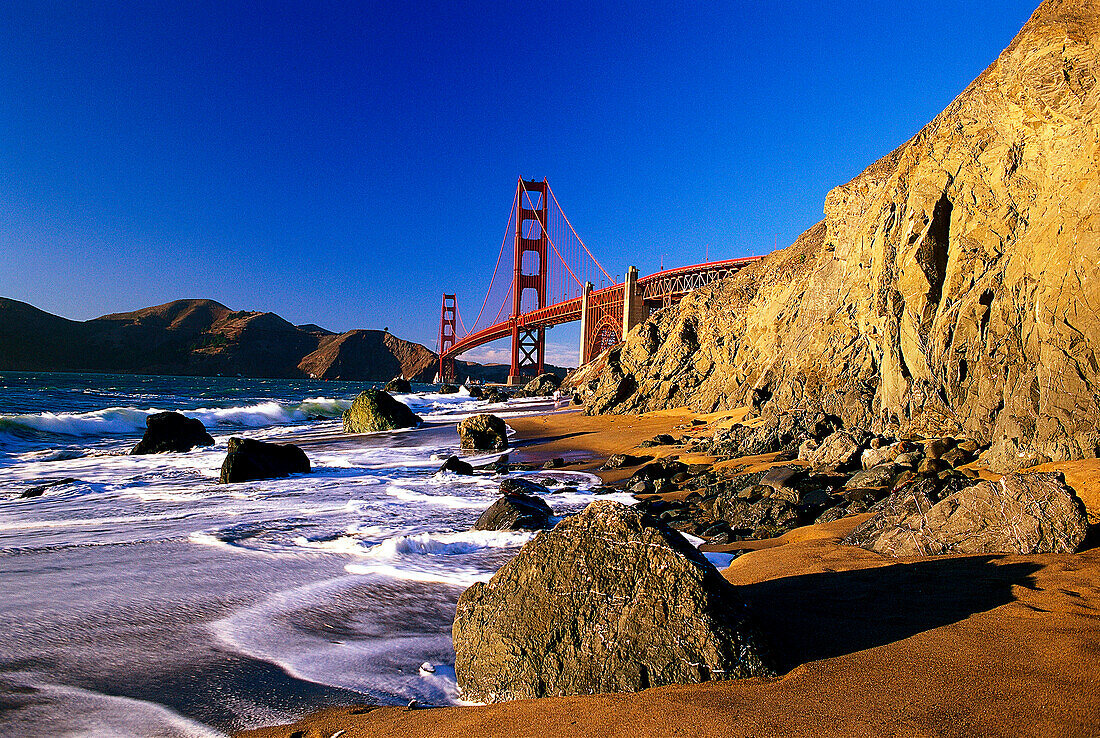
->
[0,297,564,382]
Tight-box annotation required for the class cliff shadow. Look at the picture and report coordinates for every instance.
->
[737,556,1042,673]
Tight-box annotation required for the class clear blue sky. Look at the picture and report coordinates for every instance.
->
[0,1,1039,365]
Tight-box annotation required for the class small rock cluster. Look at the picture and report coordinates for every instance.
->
[629,411,994,546]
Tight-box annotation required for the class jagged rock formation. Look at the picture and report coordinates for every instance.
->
[570,0,1100,472]
[452,501,774,703]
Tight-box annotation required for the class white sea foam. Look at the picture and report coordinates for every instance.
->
[0,397,352,440]
[384,486,491,509]
[0,680,227,738]
[211,575,468,707]
[343,562,493,586]
[366,529,536,559]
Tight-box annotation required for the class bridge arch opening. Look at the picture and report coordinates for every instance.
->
[521,219,543,240]
[520,250,541,275]
[590,318,620,359]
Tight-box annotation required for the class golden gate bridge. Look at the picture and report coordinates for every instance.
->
[437,178,761,384]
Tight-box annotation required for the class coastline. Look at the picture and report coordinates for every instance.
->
[238,406,1100,738]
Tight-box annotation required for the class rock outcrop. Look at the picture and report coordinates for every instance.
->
[569,1,1100,473]
[130,412,215,454]
[219,437,310,483]
[458,414,508,450]
[342,389,421,433]
[845,470,1089,556]
[298,330,437,382]
[453,501,774,702]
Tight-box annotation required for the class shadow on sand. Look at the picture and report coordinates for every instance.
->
[738,556,1042,673]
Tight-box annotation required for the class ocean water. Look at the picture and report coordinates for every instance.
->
[0,372,632,737]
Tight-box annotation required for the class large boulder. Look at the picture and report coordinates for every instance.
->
[473,491,553,531]
[453,501,774,703]
[219,437,310,484]
[522,372,562,397]
[382,377,411,394]
[845,471,1089,556]
[458,414,508,451]
[342,389,421,433]
[130,412,215,454]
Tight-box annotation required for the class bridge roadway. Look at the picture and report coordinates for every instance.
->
[443,255,762,371]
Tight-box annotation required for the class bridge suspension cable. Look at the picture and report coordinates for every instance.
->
[464,188,518,338]
[546,182,613,284]
[520,180,583,292]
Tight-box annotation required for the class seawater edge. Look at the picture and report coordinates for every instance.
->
[0,372,620,736]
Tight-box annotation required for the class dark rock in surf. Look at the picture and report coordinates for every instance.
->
[383,377,412,394]
[474,491,553,531]
[440,455,474,475]
[499,477,551,497]
[439,384,460,394]
[20,477,78,498]
[482,388,509,404]
[130,412,215,455]
[219,437,310,484]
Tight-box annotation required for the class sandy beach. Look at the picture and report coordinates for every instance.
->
[239,407,1100,738]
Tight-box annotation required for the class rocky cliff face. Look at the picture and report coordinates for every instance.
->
[571,0,1100,472]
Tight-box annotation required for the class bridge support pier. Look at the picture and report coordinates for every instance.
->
[622,265,646,338]
[578,281,593,366]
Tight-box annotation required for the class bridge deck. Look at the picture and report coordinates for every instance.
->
[442,255,761,361]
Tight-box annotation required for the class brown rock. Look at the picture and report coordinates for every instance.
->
[453,501,774,702]
[846,471,1088,556]
[458,414,508,451]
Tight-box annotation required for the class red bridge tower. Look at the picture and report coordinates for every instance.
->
[437,293,457,383]
[509,179,548,384]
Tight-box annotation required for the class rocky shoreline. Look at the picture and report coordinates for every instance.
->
[237,403,1100,738]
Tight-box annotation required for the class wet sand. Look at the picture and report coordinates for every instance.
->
[238,408,1100,738]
